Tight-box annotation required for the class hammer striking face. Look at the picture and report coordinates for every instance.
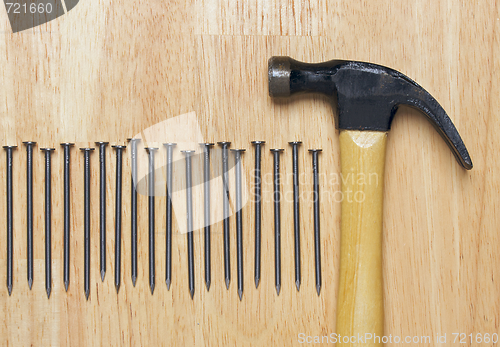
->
[268,56,472,346]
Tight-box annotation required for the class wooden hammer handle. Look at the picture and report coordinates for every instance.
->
[336,130,387,346]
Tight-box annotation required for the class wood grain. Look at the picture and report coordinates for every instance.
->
[0,0,498,346]
[337,131,386,346]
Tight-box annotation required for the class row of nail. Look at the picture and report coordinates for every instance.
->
[3,141,322,300]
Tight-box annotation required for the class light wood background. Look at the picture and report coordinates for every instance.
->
[0,0,498,346]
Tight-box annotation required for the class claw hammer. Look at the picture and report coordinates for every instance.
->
[268,57,472,346]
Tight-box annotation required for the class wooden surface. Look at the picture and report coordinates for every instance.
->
[0,1,498,346]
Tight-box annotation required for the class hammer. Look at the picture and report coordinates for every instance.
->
[268,57,472,345]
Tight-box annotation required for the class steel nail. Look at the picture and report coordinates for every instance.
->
[200,143,214,291]
[270,149,284,295]
[41,148,55,298]
[289,141,302,292]
[80,148,95,300]
[251,141,265,288]
[127,138,140,287]
[163,143,176,290]
[309,149,322,296]
[23,142,36,290]
[231,149,245,300]
[145,147,158,295]
[112,145,126,293]
[182,150,196,299]
[3,145,17,295]
[217,142,231,289]
[60,143,74,292]
[95,142,109,282]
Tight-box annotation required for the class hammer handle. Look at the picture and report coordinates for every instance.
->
[336,130,387,346]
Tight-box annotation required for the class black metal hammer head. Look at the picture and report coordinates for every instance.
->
[268,56,472,170]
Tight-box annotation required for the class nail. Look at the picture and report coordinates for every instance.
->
[200,143,214,291]
[113,145,126,293]
[60,143,74,292]
[182,150,195,299]
[309,149,322,296]
[251,141,265,288]
[270,149,284,295]
[4,145,17,296]
[23,142,36,290]
[231,149,245,301]
[80,147,95,300]
[127,138,140,287]
[163,143,176,290]
[289,141,302,292]
[217,142,231,289]
[95,142,109,282]
[145,147,158,295]
[41,148,55,299]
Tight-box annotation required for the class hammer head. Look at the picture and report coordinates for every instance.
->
[268,56,472,169]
